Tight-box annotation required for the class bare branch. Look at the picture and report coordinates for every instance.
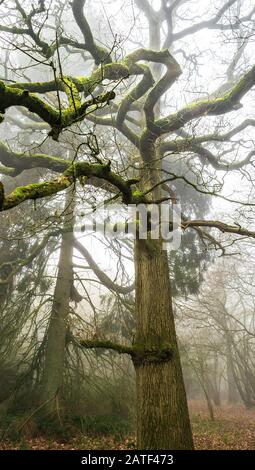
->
[71,0,111,64]
[73,238,134,295]
[183,220,255,239]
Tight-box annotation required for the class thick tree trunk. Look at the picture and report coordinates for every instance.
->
[134,238,194,449]
[131,11,192,448]
[39,191,74,417]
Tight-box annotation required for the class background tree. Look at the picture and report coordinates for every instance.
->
[178,254,255,412]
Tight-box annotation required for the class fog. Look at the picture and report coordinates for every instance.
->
[0,0,254,453]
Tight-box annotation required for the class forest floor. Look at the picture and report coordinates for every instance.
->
[0,401,254,450]
[189,400,255,449]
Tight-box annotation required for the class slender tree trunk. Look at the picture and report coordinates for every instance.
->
[134,237,194,449]
[226,340,239,404]
[39,190,74,416]
[206,374,221,407]
[192,363,215,421]
[198,371,215,421]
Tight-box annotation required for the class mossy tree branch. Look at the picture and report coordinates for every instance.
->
[0,80,116,140]
[79,339,173,365]
[0,158,142,211]
[0,140,69,175]
[8,62,129,97]
[156,65,255,135]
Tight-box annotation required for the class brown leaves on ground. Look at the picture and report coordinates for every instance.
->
[0,435,136,451]
[189,400,255,450]
[0,402,254,450]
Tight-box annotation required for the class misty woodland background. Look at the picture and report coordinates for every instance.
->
[0,0,255,450]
